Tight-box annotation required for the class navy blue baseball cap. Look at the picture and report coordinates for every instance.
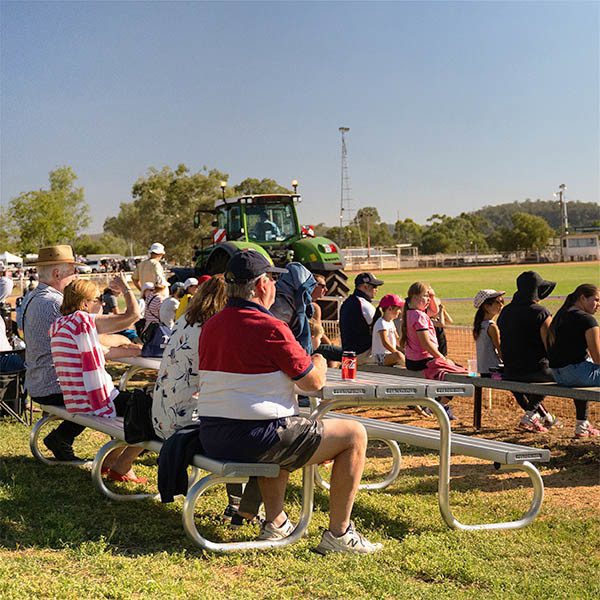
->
[225,250,287,284]
[354,272,384,287]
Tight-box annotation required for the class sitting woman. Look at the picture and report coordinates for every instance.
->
[49,275,147,483]
[547,283,600,438]
[152,275,262,525]
[152,275,226,439]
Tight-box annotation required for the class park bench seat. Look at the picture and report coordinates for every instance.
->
[300,407,550,465]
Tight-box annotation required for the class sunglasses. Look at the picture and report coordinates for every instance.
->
[266,272,280,282]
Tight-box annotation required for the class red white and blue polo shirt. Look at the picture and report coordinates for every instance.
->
[197,298,313,420]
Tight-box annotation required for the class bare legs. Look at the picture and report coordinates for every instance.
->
[257,419,367,536]
[103,446,145,477]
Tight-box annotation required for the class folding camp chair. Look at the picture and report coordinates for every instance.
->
[0,350,29,425]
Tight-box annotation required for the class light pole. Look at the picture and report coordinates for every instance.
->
[554,183,568,261]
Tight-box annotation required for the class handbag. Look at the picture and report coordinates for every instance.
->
[141,322,171,357]
[123,388,158,444]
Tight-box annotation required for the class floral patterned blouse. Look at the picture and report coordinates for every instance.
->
[152,315,202,439]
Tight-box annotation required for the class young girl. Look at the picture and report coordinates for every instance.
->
[400,281,457,420]
[371,294,406,367]
[547,283,600,438]
[472,289,505,376]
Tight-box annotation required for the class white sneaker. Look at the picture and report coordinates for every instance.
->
[314,521,383,555]
[575,420,600,438]
[258,515,294,540]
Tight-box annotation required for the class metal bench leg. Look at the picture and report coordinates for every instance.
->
[91,439,159,502]
[182,464,316,552]
[439,459,545,531]
[29,414,90,467]
[314,438,402,491]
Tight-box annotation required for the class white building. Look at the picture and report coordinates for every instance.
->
[561,232,600,261]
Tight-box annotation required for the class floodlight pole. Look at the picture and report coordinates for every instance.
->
[555,184,568,262]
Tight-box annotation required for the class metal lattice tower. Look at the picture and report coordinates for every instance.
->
[339,127,352,229]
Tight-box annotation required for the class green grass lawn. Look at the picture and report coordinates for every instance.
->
[1,419,598,599]
[352,263,599,325]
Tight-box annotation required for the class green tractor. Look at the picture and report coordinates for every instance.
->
[189,192,349,316]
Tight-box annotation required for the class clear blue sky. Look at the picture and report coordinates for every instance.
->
[1,1,598,233]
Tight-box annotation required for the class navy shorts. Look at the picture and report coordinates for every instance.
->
[199,415,323,472]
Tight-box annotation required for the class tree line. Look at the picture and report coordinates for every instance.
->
[2,165,598,264]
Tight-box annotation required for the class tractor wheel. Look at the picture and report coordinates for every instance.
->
[315,270,350,321]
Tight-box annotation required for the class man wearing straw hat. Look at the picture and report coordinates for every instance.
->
[18,245,86,461]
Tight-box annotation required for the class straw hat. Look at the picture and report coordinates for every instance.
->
[34,245,81,266]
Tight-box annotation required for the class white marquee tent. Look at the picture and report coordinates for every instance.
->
[0,251,23,265]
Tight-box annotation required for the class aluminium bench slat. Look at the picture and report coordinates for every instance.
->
[360,364,599,402]
[38,404,280,478]
[299,408,549,465]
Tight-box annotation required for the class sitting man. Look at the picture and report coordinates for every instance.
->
[18,245,85,460]
[197,250,381,554]
[251,210,282,241]
[339,272,384,365]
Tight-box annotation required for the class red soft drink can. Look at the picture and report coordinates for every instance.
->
[341,351,357,380]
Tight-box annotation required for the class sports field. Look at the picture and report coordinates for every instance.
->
[349,262,599,325]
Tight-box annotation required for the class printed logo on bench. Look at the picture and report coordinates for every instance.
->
[332,388,367,396]
[383,387,417,395]
[435,387,463,395]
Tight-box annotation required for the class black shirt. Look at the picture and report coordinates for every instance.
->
[497,301,551,376]
[548,308,598,369]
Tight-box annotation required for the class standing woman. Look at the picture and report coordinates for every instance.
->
[547,284,600,438]
[472,289,505,376]
[50,275,147,483]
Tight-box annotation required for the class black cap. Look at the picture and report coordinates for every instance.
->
[354,272,384,287]
[224,250,287,284]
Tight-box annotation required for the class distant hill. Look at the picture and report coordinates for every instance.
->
[472,199,599,231]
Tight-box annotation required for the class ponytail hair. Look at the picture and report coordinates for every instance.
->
[547,283,598,349]
[472,306,486,340]
[399,281,429,348]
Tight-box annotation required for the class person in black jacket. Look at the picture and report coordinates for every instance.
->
[497,271,557,433]
[339,272,384,365]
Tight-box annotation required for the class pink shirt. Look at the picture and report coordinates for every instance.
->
[50,311,117,417]
[405,308,439,361]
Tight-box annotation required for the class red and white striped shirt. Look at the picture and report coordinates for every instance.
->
[50,311,118,417]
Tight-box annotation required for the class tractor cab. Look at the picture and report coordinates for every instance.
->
[194,194,302,250]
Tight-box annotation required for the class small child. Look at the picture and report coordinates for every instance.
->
[371,294,406,367]
[472,289,505,376]
[400,281,457,420]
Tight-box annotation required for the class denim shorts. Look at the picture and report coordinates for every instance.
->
[551,359,600,387]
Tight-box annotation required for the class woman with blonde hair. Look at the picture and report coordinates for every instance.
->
[50,274,147,483]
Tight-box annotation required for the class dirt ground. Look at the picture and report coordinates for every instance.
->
[350,397,600,513]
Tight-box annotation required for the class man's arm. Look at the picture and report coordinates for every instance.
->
[295,353,327,392]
